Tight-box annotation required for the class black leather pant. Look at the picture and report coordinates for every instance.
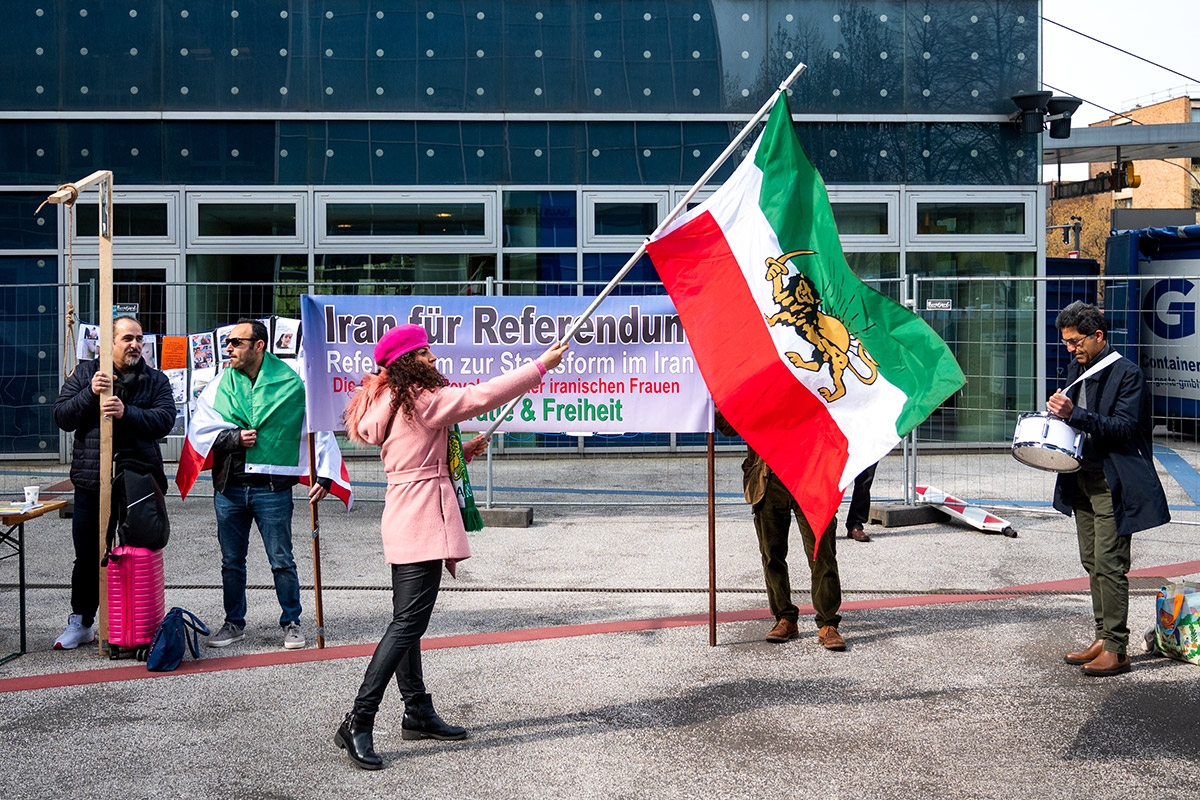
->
[846,462,877,531]
[353,560,442,714]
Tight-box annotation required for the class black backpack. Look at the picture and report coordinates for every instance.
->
[106,456,171,553]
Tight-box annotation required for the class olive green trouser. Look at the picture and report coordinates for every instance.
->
[752,472,842,630]
[1074,470,1132,654]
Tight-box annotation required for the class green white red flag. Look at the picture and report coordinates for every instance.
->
[646,91,964,540]
[176,351,353,507]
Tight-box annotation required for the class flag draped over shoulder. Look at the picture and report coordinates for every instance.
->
[176,351,353,507]
[646,91,964,541]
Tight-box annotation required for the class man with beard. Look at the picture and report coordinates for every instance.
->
[52,316,175,649]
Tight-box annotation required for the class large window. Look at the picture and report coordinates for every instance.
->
[187,192,307,249]
[315,253,495,296]
[75,193,177,248]
[915,201,1026,235]
[316,192,495,247]
[583,192,668,247]
[325,203,485,238]
[503,191,576,248]
[907,191,1036,249]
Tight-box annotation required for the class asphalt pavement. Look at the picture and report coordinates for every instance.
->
[2,448,1199,800]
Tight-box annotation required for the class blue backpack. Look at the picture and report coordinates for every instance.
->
[145,607,209,672]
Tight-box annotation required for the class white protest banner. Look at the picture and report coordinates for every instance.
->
[300,295,713,434]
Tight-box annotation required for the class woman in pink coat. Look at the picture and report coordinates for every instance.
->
[334,323,568,770]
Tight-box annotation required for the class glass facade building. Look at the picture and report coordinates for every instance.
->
[1,0,1045,456]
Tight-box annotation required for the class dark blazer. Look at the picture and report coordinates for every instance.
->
[53,358,176,493]
[1052,348,1169,536]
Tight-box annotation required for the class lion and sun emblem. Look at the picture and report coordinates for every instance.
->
[764,250,878,403]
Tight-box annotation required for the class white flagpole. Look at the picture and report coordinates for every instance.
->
[483,61,808,438]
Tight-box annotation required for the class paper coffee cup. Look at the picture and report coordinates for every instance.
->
[24,485,39,506]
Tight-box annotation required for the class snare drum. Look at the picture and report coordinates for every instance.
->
[1011,411,1083,473]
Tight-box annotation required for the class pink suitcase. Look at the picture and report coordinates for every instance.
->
[106,545,165,659]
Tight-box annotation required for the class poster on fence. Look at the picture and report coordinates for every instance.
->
[1139,257,1200,418]
[299,295,714,434]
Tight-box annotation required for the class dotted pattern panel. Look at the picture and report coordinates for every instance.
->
[162,3,301,110]
[0,194,57,249]
[163,121,279,184]
[0,255,59,456]
[0,119,1038,187]
[7,0,1037,114]
[57,3,163,110]
[904,2,1039,113]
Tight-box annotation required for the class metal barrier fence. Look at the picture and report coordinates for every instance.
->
[906,272,1199,524]
[1,275,1196,524]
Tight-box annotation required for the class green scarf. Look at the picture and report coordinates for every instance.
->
[213,351,305,468]
[448,425,484,532]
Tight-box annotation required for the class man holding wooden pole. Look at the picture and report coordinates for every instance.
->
[52,315,175,649]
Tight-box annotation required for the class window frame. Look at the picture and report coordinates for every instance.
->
[583,191,669,249]
[905,189,1038,251]
[314,190,496,250]
[186,191,308,251]
[827,188,900,250]
[70,191,180,252]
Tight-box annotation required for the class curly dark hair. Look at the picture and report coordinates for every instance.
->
[386,351,448,419]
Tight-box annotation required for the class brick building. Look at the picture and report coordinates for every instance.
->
[1047,90,1200,262]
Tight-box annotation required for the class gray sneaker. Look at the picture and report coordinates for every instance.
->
[282,622,305,650]
[207,621,245,648]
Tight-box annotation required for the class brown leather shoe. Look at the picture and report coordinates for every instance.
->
[1081,650,1130,677]
[765,618,799,643]
[847,526,871,543]
[818,625,846,651]
[1064,639,1104,665]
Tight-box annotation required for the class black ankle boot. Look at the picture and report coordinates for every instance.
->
[335,711,384,769]
[401,693,468,741]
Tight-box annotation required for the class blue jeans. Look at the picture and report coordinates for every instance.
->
[215,485,301,628]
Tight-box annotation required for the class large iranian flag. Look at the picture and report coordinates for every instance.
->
[176,351,353,507]
[646,91,964,539]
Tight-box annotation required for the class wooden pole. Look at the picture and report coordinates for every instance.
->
[307,433,326,649]
[96,178,114,653]
[707,431,717,647]
[43,170,114,655]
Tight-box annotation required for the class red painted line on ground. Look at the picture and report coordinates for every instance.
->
[4,560,1198,695]
[0,594,1017,694]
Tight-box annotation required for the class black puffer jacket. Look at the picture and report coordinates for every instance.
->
[53,359,177,492]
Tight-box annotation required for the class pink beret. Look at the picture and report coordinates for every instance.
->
[374,324,429,368]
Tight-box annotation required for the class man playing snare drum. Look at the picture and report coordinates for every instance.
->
[1047,301,1168,676]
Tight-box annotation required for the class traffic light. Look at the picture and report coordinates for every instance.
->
[1120,161,1141,189]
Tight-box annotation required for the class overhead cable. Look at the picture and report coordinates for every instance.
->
[1042,17,1200,84]
[1042,82,1143,125]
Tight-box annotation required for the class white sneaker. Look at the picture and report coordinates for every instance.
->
[282,622,306,650]
[54,614,96,650]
